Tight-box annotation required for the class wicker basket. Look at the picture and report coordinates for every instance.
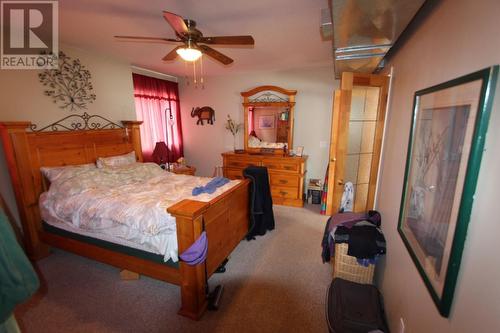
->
[332,243,375,284]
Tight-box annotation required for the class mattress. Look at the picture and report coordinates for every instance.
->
[39,162,240,262]
[41,220,178,268]
[41,208,170,259]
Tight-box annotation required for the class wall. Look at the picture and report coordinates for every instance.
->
[0,43,136,123]
[179,66,336,182]
[375,0,500,331]
[0,44,136,226]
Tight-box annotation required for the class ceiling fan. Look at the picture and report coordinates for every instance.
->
[115,11,255,65]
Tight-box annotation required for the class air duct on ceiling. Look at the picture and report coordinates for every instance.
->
[330,0,427,78]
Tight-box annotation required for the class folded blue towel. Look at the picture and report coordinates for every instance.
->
[192,177,230,196]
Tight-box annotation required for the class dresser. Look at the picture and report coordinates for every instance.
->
[222,152,307,207]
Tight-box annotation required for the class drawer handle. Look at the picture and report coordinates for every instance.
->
[284,166,293,170]
[235,175,243,179]
[279,180,288,184]
[233,162,256,167]
[280,191,288,196]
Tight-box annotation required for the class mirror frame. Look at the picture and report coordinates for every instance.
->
[241,85,296,154]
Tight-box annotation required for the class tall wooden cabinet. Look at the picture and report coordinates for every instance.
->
[222,152,307,207]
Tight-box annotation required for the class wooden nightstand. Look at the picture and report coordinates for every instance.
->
[171,165,196,176]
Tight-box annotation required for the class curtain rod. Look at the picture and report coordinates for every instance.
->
[131,66,178,83]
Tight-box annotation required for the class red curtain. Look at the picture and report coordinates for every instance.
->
[132,73,183,162]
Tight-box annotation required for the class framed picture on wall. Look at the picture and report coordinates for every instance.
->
[258,115,275,129]
[398,66,498,317]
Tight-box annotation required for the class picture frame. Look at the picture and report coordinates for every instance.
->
[296,146,304,157]
[398,66,498,317]
[258,115,275,129]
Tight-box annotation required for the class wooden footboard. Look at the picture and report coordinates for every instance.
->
[168,178,249,319]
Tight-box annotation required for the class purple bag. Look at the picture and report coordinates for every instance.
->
[179,231,208,265]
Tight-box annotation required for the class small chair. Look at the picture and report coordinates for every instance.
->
[243,166,275,239]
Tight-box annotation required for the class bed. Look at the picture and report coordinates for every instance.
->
[0,118,250,320]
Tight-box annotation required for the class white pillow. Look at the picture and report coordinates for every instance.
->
[96,151,136,168]
[40,163,95,183]
[248,135,262,147]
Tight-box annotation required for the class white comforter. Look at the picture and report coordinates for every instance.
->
[248,135,286,149]
[39,163,239,262]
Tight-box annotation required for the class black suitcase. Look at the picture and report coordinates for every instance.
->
[326,278,388,333]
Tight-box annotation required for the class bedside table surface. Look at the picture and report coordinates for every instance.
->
[171,165,196,176]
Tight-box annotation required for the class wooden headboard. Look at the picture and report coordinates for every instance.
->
[0,120,143,258]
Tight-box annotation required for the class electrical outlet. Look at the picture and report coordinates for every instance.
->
[399,317,406,333]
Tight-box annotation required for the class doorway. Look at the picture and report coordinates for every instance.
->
[325,72,389,215]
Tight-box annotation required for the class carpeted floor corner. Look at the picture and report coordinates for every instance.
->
[15,205,332,333]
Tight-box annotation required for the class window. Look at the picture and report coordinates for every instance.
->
[132,73,183,162]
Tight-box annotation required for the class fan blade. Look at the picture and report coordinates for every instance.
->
[162,46,181,61]
[115,35,179,43]
[199,45,233,65]
[162,11,188,35]
[199,36,255,45]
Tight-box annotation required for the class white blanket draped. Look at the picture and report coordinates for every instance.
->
[40,163,239,262]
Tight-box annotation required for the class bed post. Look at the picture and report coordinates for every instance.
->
[167,200,210,320]
[0,122,49,259]
[121,121,143,162]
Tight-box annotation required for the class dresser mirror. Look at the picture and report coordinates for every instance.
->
[241,85,296,154]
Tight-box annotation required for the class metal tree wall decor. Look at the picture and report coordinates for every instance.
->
[38,51,97,111]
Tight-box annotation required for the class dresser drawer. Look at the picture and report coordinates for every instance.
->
[222,152,306,207]
[270,174,300,187]
[271,186,299,199]
[225,168,244,180]
[225,156,261,169]
[262,159,300,173]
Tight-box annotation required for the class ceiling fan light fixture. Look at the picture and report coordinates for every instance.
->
[176,47,202,62]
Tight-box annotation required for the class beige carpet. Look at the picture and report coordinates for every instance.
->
[15,205,332,333]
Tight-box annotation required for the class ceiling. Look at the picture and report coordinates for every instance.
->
[58,0,334,77]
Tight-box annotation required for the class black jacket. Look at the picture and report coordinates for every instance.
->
[243,166,275,239]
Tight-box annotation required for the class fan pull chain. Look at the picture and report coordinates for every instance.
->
[184,60,189,86]
[200,55,205,89]
[193,60,197,88]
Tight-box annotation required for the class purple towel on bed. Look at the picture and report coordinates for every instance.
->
[179,231,208,265]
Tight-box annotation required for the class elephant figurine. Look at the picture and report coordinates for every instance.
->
[191,106,215,125]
